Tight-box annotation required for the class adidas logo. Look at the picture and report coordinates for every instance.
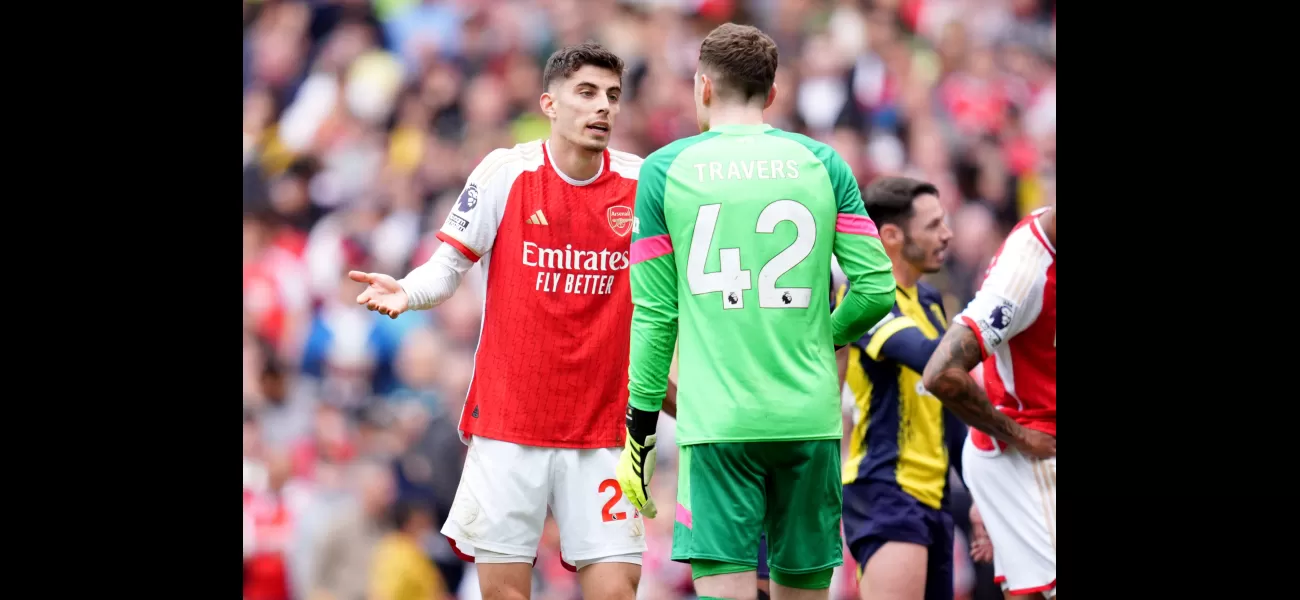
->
[471,406,479,418]
[528,210,549,225]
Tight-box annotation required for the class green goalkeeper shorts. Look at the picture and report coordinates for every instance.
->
[670,440,844,576]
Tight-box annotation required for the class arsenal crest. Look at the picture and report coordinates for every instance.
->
[607,205,633,237]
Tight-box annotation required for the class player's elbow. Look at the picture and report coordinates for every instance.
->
[632,301,679,328]
[921,356,958,395]
[920,346,947,391]
[861,289,895,325]
[920,362,943,394]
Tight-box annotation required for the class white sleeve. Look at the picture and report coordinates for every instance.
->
[398,244,474,310]
[955,229,1051,357]
[435,148,514,262]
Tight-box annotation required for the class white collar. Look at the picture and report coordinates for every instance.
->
[545,140,603,186]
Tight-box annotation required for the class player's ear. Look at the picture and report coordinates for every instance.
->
[700,73,713,107]
[540,92,556,119]
[764,83,777,110]
[880,223,904,248]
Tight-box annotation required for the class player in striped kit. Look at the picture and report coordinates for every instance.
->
[835,177,967,600]
[922,206,1056,599]
[349,43,657,600]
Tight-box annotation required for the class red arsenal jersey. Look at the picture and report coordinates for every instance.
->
[956,207,1056,454]
[436,140,642,449]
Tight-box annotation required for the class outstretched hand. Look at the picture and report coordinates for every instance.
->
[350,271,409,319]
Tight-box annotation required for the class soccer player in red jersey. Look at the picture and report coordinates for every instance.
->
[349,43,650,600]
[922,205,1056,599]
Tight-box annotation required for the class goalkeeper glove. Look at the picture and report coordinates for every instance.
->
[616,404,659,518]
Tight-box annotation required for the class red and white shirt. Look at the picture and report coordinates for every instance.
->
[957,207,1056,454]
[436,140,643,449]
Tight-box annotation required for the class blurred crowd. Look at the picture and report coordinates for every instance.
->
[241,0,1056,599]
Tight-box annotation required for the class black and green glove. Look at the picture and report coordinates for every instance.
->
[615,404,659,518]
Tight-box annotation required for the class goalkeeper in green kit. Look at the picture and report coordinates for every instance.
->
[615,22,896,600]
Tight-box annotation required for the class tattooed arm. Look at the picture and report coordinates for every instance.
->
[921,324,1028,446]
[927,209,1057,459]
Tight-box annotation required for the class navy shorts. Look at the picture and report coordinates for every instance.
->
[842,480,954,600]
[756,533,769,580]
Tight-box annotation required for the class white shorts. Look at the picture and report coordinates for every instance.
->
[962,436,1056,598]
[441,436,647,570]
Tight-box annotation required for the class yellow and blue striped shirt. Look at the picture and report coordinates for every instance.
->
[836,281,965,510]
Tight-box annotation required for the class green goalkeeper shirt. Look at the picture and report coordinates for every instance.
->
[626,124,896,445]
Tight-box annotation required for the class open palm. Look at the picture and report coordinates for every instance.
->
[350,270,409,319]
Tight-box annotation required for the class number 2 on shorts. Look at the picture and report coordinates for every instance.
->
[687,201,816,310]
[599,478,628,522]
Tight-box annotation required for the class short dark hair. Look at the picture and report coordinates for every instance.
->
[862,176,940,229]
[542,42,625,91]
[698,23,779,103]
